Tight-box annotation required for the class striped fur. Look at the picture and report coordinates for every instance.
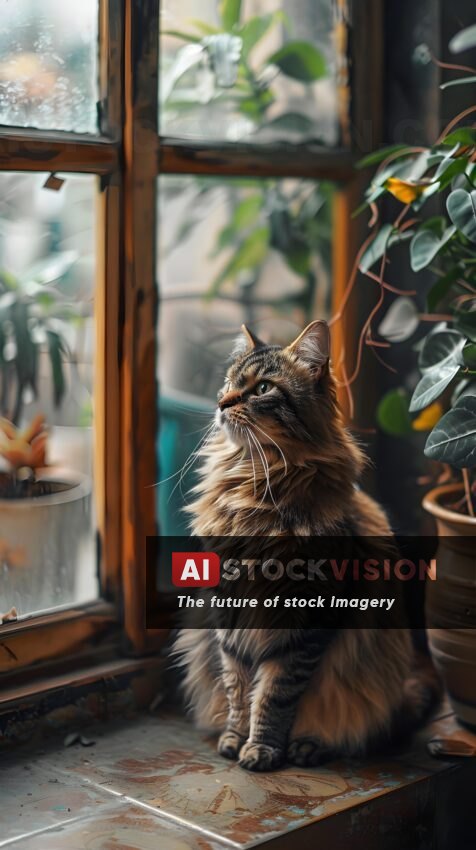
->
[173,322,441,771]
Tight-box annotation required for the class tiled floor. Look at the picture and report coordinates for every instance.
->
[0,706,474,850]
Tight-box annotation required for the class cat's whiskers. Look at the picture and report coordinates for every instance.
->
[248,429,280,512]
[166,421,217,503]
[250,422,288,477]
[246,431,257,498]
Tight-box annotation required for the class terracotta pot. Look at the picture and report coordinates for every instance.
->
[423,484,476,728]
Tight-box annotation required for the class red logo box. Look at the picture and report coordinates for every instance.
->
[172,552,220,587]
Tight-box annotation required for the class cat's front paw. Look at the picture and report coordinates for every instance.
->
[238,741,284,772]
[287,737,333,767]
[218,730,246,760]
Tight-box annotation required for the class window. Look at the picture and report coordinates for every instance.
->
[0,0,382,694]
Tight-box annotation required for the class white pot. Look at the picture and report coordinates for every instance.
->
[0,469,92,616]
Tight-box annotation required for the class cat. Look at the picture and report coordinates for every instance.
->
[173,320,441,771]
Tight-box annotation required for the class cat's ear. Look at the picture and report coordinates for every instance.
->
[232,324,265,357]
[287,320,330,379]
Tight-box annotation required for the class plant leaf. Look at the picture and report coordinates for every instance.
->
[359,225,392,273]
[426,268,462,312]
[384,177,429,204]
[231,195,263,229]
[418,329,465,372]
[263,111,314,133]
[449,24,476,54]
[376,389,413,437]
[238,14,274,57]
[463,342,476,368]
[447,188,476,243]
[409,362,461,412]
[378,297,420,343]
[267,41,326,82]
[412,402,444,431]
[162,30,201,43]
[356,145,413,169]
[424,395,476,469]
[441,128,476,146]
[208,225,270,297]
[410,225,456,272]
[47,330,66,408]
[454,298,476,342]
[440,75,476,90]
[219,0,242,31]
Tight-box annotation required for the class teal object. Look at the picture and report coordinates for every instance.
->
[157,387,215,535]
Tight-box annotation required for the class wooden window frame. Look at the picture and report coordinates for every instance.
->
[0,0,382,701]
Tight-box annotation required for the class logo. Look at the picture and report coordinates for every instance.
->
[172,552,220,587]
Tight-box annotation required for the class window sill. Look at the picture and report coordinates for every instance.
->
[1,704,474,849]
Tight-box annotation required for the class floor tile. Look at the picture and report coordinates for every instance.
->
[0,803,227,850]
[0,756,112,845]
[46,715,447,848]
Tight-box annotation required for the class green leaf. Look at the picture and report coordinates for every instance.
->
[208,225,270,297]
[263,111,314,133]
[47,330,66,408]
[418,330,465,372]
[410,362,461,412]
[410,225,456,272]
[441,128,476,146]
[463,342,476,368]
[447,189,476,243]
[426,268,462,312]
[424,395,476,469]
[440,75,476,90]
[359,225,392,273]
[282,240,311,276]
[435,156,469,190]
[267,41,326,82]
[377,389,413,437]
[231,194,263,229]
[238,14,274,57]
[454,299,476,342]
[356,145,413,169]
[162,30,201,43]
[378,296,420,343]
[449,24,476,54]
[219,0,242,31]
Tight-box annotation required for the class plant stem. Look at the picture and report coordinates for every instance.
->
[462,468,475,518]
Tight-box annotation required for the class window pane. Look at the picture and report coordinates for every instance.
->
[0,173,97,617]
[0,0,98,134]
[159,0,348,146]
[157,175,334,534]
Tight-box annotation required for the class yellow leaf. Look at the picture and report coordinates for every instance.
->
[384,178,429,204]
[412,402,444,432]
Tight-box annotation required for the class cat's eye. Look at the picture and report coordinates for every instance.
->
[255,381,272,396]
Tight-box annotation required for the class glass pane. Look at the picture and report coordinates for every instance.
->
[0,173,97,617]
[157,175,334,534]
[0,0,98,134]
[159,0,348,145]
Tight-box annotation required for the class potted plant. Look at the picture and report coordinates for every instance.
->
[350,25,476,726]
[0,413,90,617]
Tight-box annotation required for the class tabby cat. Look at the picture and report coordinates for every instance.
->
[173,321,440,771]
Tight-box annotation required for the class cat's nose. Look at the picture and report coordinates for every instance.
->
[218,391,243,411]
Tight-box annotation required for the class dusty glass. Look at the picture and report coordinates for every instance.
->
[156,174,334,534]
[0,0,98,134]
[159,0,349,146]
[0,172,98,617]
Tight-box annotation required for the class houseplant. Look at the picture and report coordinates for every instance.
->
[162,0,329,141]
[351,25,476,725]
[0,251,80,425]
[0,413,90,616]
